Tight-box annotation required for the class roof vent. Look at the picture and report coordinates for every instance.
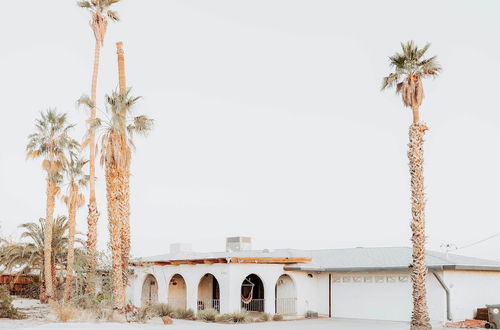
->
[170,243,192,254]
[226,237,252,252]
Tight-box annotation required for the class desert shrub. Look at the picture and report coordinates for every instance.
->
[305,310,318,319]
[136,306,152,323]
[272,313,284,321]
[197,308,218,322]
[215,313,233,323]
[152,303,175,317]
[173,308,195,320]
[0,286,22,319]
[51,302,78,322]
[260,312,271,321]
[229,310,251,323]
[124,304,152,323]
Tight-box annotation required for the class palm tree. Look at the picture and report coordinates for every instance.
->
[0,216,74,301]
[26,110,79,301]
[61,157,89,302]
[116,41,130,289]
[382,41,441,330]
[77,0,120,294]
[80,89,153,310]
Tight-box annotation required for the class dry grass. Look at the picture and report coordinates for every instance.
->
[50,302,79,322]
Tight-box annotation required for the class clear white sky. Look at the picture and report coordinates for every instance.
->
[1,1,500,260]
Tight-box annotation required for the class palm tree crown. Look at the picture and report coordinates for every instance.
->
[62,157,89,208]
[0,216,73,275]
[79,89,153,169]
[26,110,79,180]
[77,0,120,45]
[381,41,441,110]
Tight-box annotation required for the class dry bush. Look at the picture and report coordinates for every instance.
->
[50,302,78,322]
[197,308,218,322]
[173,307,195,320]
[272,313,283,321]
[152,303,175,317]
[216,310,251,323]
[215,313,233,323]
[260,312,271,322]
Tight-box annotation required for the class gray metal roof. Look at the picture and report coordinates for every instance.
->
[137,247,500,272]
[285,247,500,272]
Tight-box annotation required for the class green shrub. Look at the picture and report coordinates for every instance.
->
[173,308,195,320]
[197,308,218,322]
[272,313,284,321]
[0,286,22,319]
[152,303,175,317]
[305,310,319,318]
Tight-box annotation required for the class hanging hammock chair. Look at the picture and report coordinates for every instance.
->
[241,277,255,304]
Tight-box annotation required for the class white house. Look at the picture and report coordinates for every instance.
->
[128,237,500,324]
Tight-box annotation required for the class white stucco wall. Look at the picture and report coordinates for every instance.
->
[324,270,446,323]
[131,264,500,324]
[128,263,311,315]
[443,270,500,322]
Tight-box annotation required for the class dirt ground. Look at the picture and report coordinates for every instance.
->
[1,298,448,330]
[0,318,448,330]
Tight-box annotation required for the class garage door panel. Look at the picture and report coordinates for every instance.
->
[331,274,412,321]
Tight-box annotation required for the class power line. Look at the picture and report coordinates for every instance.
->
[454,231,500,251]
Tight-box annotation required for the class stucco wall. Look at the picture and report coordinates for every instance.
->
[129,264,468,323]
[129,263,311,314]
[323,270,445,323]
[443,270,500,321]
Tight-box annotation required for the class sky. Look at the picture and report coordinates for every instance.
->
[1,0,500,260]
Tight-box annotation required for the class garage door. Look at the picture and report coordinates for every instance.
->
[331,273,412,321]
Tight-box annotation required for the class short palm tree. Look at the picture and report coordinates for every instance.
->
[26,110,78,301]
[77,0,120,295]
[61,157,89,302]
[0,216,74,301]
[79,89,153,310]
[382,41,441,330]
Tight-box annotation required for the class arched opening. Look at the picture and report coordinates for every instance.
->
[141,274,158,306]
[241,274,264,312]
[167,274,187,309]
[197,273,220,312]
[275,274,297,314]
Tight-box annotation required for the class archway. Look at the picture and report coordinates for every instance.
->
[167,274,187,309]
[241,274,264,312]
[275,274,297,314]
[197,273,220,311]
[141,274,158,306]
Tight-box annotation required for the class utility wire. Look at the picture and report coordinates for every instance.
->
[454,231,500,251]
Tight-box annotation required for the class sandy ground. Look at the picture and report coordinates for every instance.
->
[0,318,448,330]
[1,299,448,330]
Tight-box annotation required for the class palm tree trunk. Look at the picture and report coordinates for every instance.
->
[44,173,55,300]
[408,117,431,330]
[116,42,130,295]
[106,156,125,310]
[63,188,77,303]
[412,107,420,123]
[86,37,101,295]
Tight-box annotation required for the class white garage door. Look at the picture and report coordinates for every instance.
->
[331,273,412,321]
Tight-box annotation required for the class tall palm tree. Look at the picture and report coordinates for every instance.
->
[79,89,153,310]
[0,216,75,301]
[61,157,89,302]
[382,41,441,330]
[116,41,130,288]
[77,0,120,294]
[26,110,78,301]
